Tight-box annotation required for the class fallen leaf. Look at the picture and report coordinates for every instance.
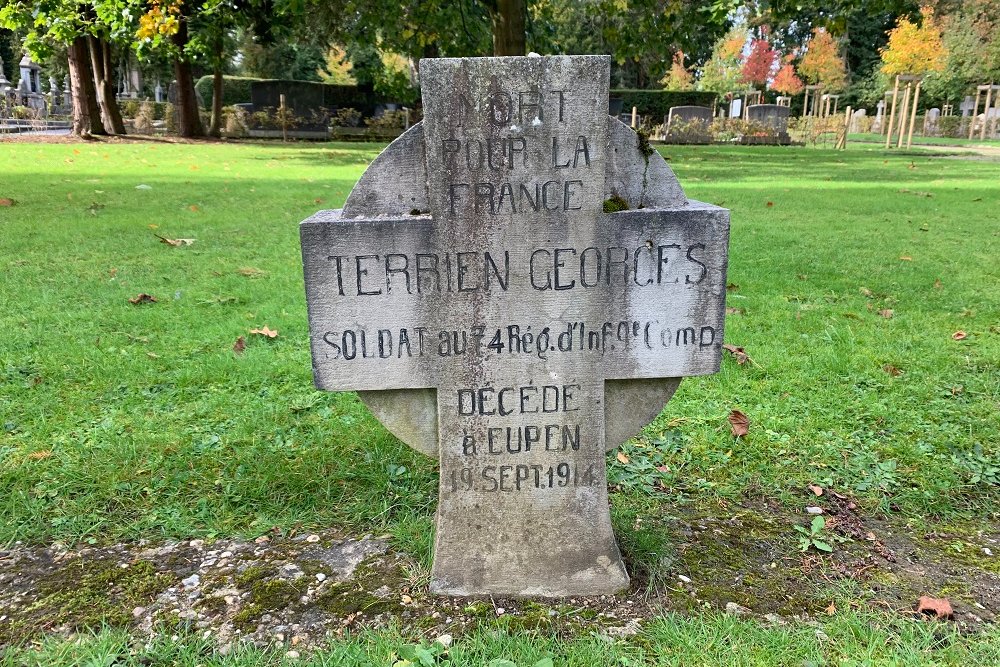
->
[0,198,15,207]
[722,344,751,365]
[401,594,413,605]
[87,202,105,215]
[233,336,246,354]
[155,234,195,247]
[250,326,278,339]
[314,198,324,204]
[28,450,52,460]
[899,256,912,261]
[148,224,159,230]
[726,282,739,292]
[135,184,152,190]
[808,484,824,497]
[878,309,894,319]
[859,287,873,297]
[933,279,942,289]
[239,267,268,278]
[725,307,745,316]
[656,465,669,473]
[189,204,200,212]
[728,410,749,438]
[796,274,807,281]
[616,451,629,464]
[766,201,774,207]
[882,364,902,377]
[951,330,967,341]
[129,293,157,305]
[825,602,836,615]
[917,596,953,619]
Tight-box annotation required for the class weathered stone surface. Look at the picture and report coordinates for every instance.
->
[300,55,730,596]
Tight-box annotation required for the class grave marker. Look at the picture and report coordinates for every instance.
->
[301,55,730,596]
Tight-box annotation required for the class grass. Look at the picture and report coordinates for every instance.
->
[0,138,998,663]
[2,612,1000,667]
[845,132,1000,147]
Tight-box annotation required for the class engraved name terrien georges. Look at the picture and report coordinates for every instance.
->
[300,55,730,597]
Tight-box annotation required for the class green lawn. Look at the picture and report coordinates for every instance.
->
[1,138,998,665]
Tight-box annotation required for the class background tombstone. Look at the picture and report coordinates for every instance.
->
[664,105,712,143]
[745,104,790,144]
[301,55,730,596]
[849,108,867,133]
[729,98,742,118]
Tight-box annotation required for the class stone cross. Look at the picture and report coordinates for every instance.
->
[301,55,729,597]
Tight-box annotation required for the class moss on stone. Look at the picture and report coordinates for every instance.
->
[1,558,173,645]
[603,195,629,213]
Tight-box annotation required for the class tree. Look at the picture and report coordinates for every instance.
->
[483,0,525,55]
[698,26,747,93]
[771,56,804,95]
[741,33,777,88]
[923,0,999,102]
[0,0,113,135]
[880,6,946,76]
[661,50,693,90]
[799,27,847,90]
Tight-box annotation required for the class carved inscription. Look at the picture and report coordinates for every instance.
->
[300,55,730,596]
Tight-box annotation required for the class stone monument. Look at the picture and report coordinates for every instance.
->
[300,55,730,597]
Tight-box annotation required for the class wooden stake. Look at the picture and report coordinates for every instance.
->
[631,106,637,129]
[885,76,900,149]
[896,81,911,149]
[969,88,981,140]
[906,80,922,149]
[981,84,993,140]
[280,93,287,142]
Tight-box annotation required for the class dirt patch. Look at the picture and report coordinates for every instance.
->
[1,498,997,652]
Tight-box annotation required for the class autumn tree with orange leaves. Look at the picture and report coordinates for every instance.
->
[771,56,804,95]
[799,27,847,91]
[741,34,778,88]
[880,6,947,76]
[661,51,694,91]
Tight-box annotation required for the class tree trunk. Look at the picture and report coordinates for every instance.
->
[171,19,205,138]
[490,0,526,56]
[87,36,126,134]
[208,33,224,138]
[67,36,104,137]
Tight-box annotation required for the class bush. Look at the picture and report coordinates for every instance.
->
[164,103,177,134]
[936,115,963,138]
[223,106,249,137]
[133,101,156,134]
[194,76,262,110]
[611,89,718,120]
[120,99,141,119]
[334,107,362,127]
[365,109,407,131]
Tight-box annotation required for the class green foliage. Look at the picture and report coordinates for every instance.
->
[194,75,262,110]
[794,515,845,553]
[612,89,718,120]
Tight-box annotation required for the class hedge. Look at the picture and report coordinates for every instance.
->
[249,80,379,117]
[611,90,719,119]
[194,76,263,110]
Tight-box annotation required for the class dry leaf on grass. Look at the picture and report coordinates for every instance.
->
[725,307,745,316]
[155,234,195,247]
[917,596,953,619]
[900,255,912,261]
[0,197,15,207]
[128,293,157,305]
[882,364,902,377]
[722,344,751,366]
[28,450,53,460]
[727,410,749,438]
[250,326,278,339]
[616,451,629,464]
[808,484,824,497]
[951,330,967,341]
[233,336,246,354]
[933,279,942,289]
[238,267,267,278]
[878,309,894,319]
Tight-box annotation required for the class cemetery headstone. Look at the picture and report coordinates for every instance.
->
[729,98,742,118]
[300,55,731,597]
[849,108,867,134]
[745,104,791,144]
[664,105,712,143]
